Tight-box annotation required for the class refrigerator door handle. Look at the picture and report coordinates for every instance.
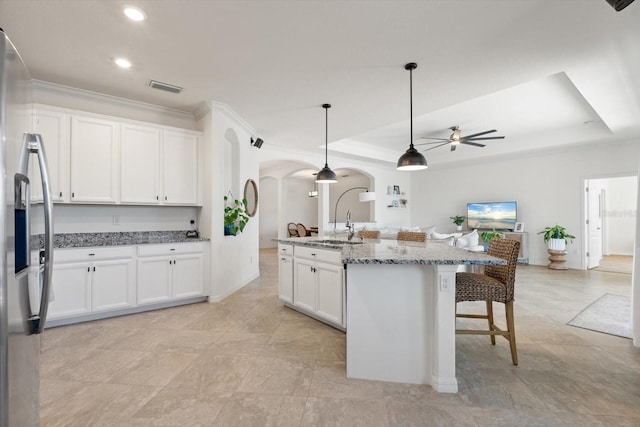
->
[19,133,54,335]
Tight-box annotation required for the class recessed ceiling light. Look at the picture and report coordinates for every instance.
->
[114,58,132,69]
[124,6,147,21]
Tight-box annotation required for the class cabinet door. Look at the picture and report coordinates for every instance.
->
[33,109,69,202]
[120,123,161,204]
[70,115,119,203]
[137,256,172,305]
[91,258,136,312]
[279,255,294,303]
[316,262,344,326]
[172,253,203,299]
[293,259,316,312]
[163,130,198,205]
[48,261,91,319]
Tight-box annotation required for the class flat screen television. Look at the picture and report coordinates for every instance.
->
[467,201,517,231]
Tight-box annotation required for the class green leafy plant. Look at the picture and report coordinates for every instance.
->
[480,228,503,242]
[224,194,249,236]
[538,225,575,243]
[450,215,466,226]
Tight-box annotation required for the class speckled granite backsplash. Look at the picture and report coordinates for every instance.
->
[32,230,208,249]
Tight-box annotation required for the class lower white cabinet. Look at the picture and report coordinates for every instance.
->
[287,245,345,329]
[47,241,207,323]
[137,242,204,305]
[49,247,136,320]
[278,244,294,303]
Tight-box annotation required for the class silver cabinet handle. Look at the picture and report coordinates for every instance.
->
[20,133,54,335]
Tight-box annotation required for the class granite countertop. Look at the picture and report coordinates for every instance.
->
[275,236,505,265]
[33,231,209,249]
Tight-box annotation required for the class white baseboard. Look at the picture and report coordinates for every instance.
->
[208,272,261,302]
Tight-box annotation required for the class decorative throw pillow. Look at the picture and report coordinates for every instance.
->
[432,231,455,240]
[421,225,437,238]
[455,229,479,248]
[430,236,455,246]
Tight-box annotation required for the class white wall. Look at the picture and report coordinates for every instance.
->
[199,103,260,302]
[602,176,637,255]
[259,177,278,248]
[285,178,319,228]
[410,140,640,269]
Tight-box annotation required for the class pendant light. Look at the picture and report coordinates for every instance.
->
[316,103,338,183]
[397,63,428,171]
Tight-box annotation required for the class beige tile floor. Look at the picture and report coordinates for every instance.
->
[40,248,639,426]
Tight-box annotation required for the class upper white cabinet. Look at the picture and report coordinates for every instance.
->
[32,108,70,203]
[120,123,161,204]
[70,115,119,203]
[163,130,199,205]
[32,104,202,206]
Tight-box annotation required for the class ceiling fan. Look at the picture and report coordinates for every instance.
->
[417,126,505,152]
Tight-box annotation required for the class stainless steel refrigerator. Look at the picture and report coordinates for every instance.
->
[0,29,54,427]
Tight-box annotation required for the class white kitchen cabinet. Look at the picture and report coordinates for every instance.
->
[137,242,205,305]
[162,130,199,205]
[291,245,345,328]
[48,247,136,320]
[120,123,161,204]
[70,115,119,203]
[31,108,70,203]
[278,244,294,303]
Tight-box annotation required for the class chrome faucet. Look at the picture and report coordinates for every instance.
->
[345,210,355,241]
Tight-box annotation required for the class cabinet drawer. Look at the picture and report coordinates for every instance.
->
[294,246,343,265]
[278,244,294,256]
[137,242,205,257]
[54,246,136,262]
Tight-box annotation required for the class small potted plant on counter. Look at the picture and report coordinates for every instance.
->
[450,215,466,231]
[224,193,249,236]
[480,229,503,251]
[538,224,575,251]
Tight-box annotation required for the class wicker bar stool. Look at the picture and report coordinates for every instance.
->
[288,222,298,237]
[455,238,520,365]
[296,223,312,237]
[357,230,381,239]
[396,231,426,242]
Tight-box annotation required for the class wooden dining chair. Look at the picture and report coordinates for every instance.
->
[396,231,426,242]
[455,238,521,365]
[296,223,311,237]
[288,222,298,237]
[357,230,380,239]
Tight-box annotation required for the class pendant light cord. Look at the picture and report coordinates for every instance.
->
[325,106,329,166]
[409,66,414,150]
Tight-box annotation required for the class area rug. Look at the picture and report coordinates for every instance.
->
[567,293,632,339]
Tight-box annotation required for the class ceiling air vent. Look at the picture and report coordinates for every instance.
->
[148,80,183,94]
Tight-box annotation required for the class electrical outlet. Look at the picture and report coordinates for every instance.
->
[440,276,451,292]
[112,216,120,225]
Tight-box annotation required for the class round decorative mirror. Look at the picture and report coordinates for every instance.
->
[244,179,258,217]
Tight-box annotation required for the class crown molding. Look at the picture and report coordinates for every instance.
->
[32,79,196,122]
[203,101,257,136]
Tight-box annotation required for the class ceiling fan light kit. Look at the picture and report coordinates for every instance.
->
[316,103,338,183]
[397,62,428,171]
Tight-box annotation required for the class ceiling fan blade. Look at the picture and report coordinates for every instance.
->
[415,140,451,146]
[463,136,505,141]
[461,141,486,147]
[461,129,496,139]
[423,142,450,152]
[418,137,450,141]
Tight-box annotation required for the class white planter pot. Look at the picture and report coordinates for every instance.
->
[548,238,566,251]
[456,225,463,231]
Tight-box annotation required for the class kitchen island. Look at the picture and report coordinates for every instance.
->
[275,236,505,393]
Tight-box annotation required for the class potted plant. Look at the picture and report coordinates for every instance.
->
[538,225,575,251]
[450,215,466,231]
[224,194,249,236]
[480,229,503,251]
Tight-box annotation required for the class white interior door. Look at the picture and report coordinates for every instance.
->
[586,180,603,269]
